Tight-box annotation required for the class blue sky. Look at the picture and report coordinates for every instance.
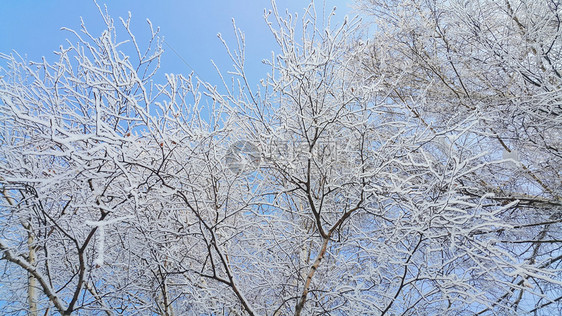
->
[0,1,353,87]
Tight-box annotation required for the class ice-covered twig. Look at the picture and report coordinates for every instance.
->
[85,216,133,266]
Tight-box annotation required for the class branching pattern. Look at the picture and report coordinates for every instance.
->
[0,1,560,315]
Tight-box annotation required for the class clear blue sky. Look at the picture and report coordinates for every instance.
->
[0,1,353,87]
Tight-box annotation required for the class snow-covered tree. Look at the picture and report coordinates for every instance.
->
[1,0,560,315]
[353,0,562,313]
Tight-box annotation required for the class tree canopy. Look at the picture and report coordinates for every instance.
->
[1,0,561,315]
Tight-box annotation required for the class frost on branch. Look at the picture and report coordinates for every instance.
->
[1,0,561,315]
[85,216,133,267]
